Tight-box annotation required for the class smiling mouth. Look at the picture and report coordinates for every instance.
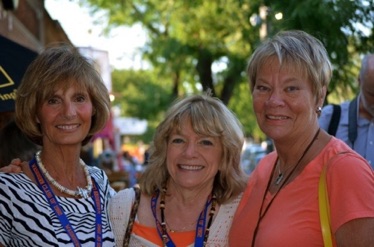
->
[267,115,288,120]
[57,124,80,130]
[178,164,204,170]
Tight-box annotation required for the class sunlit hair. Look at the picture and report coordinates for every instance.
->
[15,44,111,146]
[247,30,332,103]
[139,93,247,204]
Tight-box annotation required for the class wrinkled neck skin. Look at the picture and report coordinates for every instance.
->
[165,178,214,206]
[23,144,86,195]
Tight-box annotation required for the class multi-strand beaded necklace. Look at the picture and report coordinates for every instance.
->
[151,187,217,247]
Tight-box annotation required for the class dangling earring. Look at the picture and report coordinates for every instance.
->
[316,106,322,116]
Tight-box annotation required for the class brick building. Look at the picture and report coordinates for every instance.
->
[0,0,72,51]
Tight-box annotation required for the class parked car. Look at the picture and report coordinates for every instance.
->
[240,144,267,174]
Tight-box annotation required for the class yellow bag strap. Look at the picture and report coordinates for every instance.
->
[319,163,333,247]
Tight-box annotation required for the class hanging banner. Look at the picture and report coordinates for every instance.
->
[0,35,37,112]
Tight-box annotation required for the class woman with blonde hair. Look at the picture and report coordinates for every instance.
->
[110,93,248,246]
[229,30,374,246]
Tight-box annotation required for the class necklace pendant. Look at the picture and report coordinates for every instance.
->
[275,173,283,185]
[36,151,92,198]
[77,187,89,199]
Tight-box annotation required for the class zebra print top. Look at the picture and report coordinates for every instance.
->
[0,166,116,247]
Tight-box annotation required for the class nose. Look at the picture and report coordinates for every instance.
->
[183,142,197,157]
[266,89,285,107]
[63,102,77,119]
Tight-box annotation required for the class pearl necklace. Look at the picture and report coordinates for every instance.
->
[35,151,92,199]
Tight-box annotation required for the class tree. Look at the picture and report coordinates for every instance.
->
[111,68,175,142]
[80,0,257,103]
[80,0,373,101]
[79,0,373,139]
[264,0,374,100]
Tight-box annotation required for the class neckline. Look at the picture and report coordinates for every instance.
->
[151,188,217,247]
[28,158,103,246]
[272,128,321,187]
[35,150,92,198]
[251,128,321,246]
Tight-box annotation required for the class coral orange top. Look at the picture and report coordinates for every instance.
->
[229,137,374,246]
[133,222,195,246]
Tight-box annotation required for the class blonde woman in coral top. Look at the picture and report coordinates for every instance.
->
[229,30,374,247]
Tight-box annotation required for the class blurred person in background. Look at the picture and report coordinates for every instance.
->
[109,93,248,246]
[0,44,116,246]
[319,54,374,167]
[97,148,116,174]
[122,150,140,188]
[229,30,374,246]
[80,142,95,166]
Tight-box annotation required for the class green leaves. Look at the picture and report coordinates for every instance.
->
[80,0,373,140]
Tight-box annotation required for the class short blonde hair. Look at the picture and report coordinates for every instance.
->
[139,94,247,204]
[15,44,111,145]
[247,30,332,103]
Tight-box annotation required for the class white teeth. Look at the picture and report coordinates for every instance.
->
[57,124,78,130]
[179,165,203,170]
[267,115,287,120]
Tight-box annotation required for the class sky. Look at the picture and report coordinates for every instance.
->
[45,0,147,69]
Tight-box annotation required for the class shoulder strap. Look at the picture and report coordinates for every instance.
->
[123,186,141,247]
[319,163,333,247]
[348,96,358,145]
[319,152,349,247]
[327,104,341,136]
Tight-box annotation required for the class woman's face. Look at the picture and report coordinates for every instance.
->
[252,57,320,142]
[37,84,93,147]
[166,120,223,191]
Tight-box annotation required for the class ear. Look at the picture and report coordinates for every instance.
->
[318,86,327,106]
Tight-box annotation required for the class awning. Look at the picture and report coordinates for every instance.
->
[0,35,37,112]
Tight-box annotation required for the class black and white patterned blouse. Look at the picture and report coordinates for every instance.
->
[0,166,116,247]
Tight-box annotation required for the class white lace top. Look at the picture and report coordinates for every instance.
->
[109,188,242,247]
